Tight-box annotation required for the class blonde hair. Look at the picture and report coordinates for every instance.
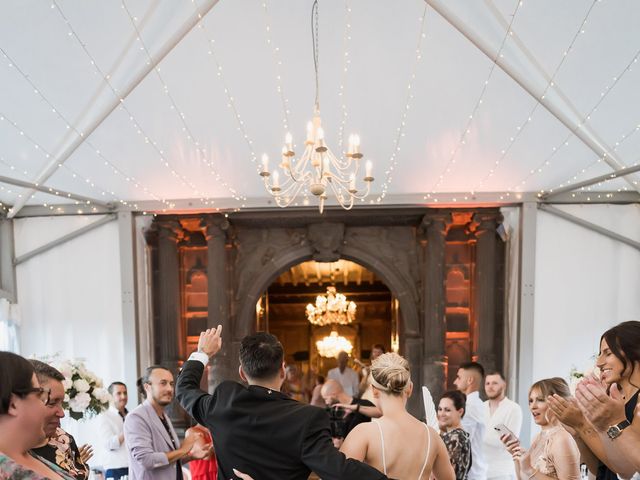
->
[370,352,411,396]
[529,377,571,399]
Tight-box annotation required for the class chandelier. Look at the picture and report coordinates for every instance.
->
[306,286,356,326]
[316,331,354,358]
[259,0,374,214]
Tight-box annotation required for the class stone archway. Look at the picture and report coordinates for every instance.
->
[230,222,424,414]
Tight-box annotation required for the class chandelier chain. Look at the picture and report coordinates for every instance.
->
[312,0,320,108]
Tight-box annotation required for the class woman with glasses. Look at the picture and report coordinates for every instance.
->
[0,351,74,479]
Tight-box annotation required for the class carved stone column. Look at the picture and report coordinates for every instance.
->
[156,220,184,373]
[201,215,233,388]
[420,213,449,400]
[472,212,500,373]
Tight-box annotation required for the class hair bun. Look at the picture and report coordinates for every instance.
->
[370,353,411,396]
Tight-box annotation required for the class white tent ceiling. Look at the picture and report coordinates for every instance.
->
[1,0,639,216]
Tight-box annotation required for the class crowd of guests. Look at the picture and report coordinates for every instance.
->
[0,320,639,480]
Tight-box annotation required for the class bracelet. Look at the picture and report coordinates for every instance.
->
[528,469,538,479]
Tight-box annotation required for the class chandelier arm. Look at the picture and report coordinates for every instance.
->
[273,181,307,208]
[327,178,356,210]
[288,146,314,183]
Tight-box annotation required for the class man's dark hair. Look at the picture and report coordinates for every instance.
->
[239,332,284,380]
[108,381,127,395]
[1,351,35,414]
[485,371,505,381]
[29,359,65,384]
[136,365,170,399]
[459,361,485,378]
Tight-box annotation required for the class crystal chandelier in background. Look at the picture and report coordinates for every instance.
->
[259,0,374,214]
[306,286,356,326]
[316,330,354,358]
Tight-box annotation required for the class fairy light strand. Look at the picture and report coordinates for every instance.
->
[428,0,522,195]
[474,0,598,192]
[262,0,291,133]
[336,0,353,158]
[50,0,212,206]
[375,5,429,203]
[120,0,244,204]
[191,4,262,177]
[514,45,640,192]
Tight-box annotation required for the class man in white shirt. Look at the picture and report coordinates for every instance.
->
[327,351,360,397]
[483,372,523,480]
[99,382,130,480]
[454,361,488,480]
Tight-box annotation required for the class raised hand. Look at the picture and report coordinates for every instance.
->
[575,377,626,431]
[78,444,94,464]
[198,325,223,357]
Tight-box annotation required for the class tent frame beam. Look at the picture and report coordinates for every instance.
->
[0,174,111,208]
[542,163,640,201]
[424,0,640,193]
[538,204,640,251]
[6,0,222,219]
[13,214,117,265]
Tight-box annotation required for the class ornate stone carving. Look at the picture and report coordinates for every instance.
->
[307,223,344,262]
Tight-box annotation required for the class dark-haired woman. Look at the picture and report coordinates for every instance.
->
[438,391,471,480]
[502,378,580,480]
[0,351,74,479]
[548,321,640,480]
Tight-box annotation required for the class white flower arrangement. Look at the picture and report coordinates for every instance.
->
[38,354,110,421]
[569,358,600,395]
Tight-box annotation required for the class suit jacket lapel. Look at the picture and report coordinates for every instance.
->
[143,400,175,449]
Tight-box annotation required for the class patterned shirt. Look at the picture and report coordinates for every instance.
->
[0,452,75,480]
[441,427,472,480]
[31,428,89,480]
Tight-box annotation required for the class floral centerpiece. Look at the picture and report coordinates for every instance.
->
[569,358,599,395]
[39,355,111,421]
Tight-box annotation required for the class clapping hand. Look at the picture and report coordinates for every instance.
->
[547,394,585,429]
[575,376,627,432]
[78,444,94,464]
[198,325,223,357]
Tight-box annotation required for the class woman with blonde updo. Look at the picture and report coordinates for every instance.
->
[340,353,455,480]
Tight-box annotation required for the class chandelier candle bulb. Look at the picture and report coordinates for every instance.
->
[280,147,290,169]
[349,173,357,193]
[271,170,280,191]
[306,121,314,144]
[365,160,373,181]
[261,153,270,175]
[284,132,294,155]
[351,134,362,159]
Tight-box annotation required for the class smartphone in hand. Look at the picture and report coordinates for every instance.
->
[494,423,517,442]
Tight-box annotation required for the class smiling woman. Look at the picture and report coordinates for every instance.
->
[0,351,75,480]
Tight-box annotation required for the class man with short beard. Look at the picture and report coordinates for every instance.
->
[482,371,522,480]
[99,382,130,480]
[124,366,211,480]
[29,360,93,480]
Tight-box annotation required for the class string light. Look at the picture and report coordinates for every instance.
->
[0,43,168,211]
[375,5,429,203]
[120,0,244,205]
[262,0,291,133]
[513,45,640,192]
[50,0,214,207]
[0,111,129,213]
[191,3,262,178]
[552,121,640,191]
[429,0,522,194]
[336,0,353,157]
[474,0,598,192]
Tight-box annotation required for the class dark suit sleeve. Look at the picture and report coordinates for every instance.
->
[300,408,388,480]
[175,360,215,425]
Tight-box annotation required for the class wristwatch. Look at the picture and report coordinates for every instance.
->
[606,419,631,440]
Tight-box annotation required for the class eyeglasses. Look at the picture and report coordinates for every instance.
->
[15,387,51,405]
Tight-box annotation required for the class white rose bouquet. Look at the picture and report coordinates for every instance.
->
[38,354,110,421]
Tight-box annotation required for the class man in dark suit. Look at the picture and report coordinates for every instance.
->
[176,326,388,480]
